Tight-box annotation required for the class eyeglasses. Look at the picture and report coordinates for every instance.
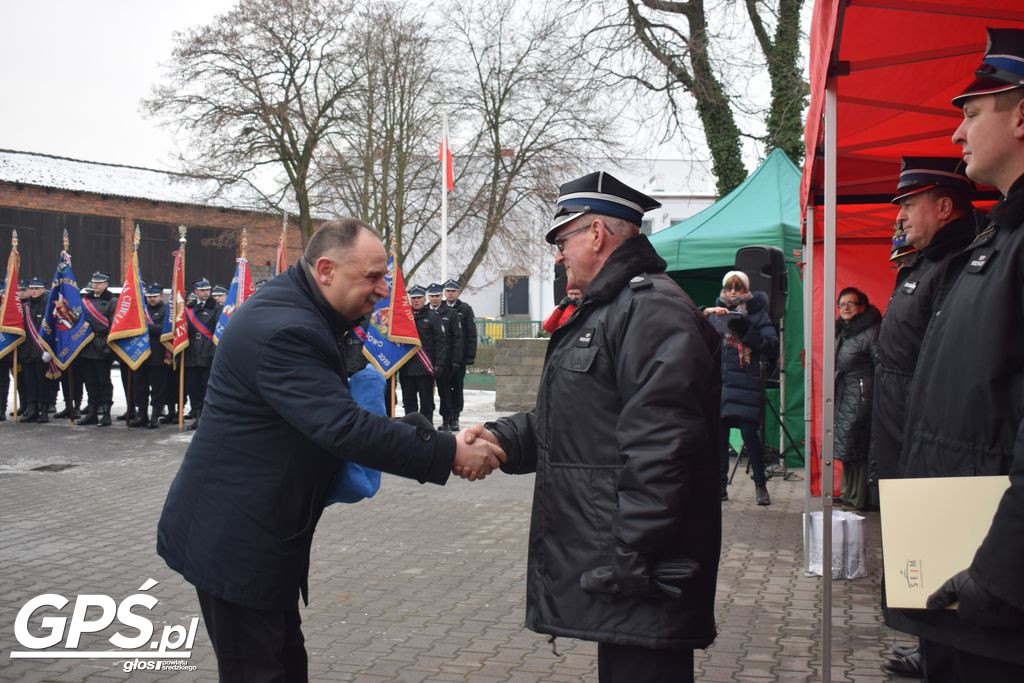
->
[553,224,591,254]
[837,301,861,309]
[723,285,747,293]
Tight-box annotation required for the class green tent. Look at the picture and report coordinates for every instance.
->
[650,149,804,466]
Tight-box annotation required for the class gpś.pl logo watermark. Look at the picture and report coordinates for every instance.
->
[9,578,199,673]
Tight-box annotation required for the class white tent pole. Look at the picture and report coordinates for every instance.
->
[803,204,814,576]
[820,80,839,683]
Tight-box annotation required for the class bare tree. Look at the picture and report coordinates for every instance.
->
[575,0,807,195]
[144,0,361,241]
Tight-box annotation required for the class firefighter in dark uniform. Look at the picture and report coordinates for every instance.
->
[75,271,118,426]
[129,284,169,429]
[184,278,221,430]
[0,283,10,421]
[428,281,462,430]
[399,285,445,425]
[18,277,49,423]
[212,284,227,307]
[11,280,29,417]
[440,279,476,431]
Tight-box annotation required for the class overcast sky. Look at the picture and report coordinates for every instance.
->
[0,1,236,170]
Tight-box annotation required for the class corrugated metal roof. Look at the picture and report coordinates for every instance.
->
[0,148,273,214]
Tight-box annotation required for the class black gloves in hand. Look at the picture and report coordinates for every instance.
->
[580,559,700,600]
[926,569,1024,629]
[558,296,571,310]
[726,315,751,337]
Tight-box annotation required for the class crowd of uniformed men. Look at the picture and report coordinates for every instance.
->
[1,272,476,433]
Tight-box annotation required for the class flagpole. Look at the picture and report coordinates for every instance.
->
[63,229,75,425]
[10,230,19,423]
[441,113,449,283]
[11,353,18,422]
[178,226,187,432]
[126,226,140,426]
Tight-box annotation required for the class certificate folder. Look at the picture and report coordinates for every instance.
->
[879,475,1010,609]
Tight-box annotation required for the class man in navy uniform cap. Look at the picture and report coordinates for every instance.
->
[439,279,475,431]
[17,277,50,423]
[428,281,462,429]
[76,271,118,426]
[212,284,228,307]
[128,284,168,429]
[869,158,977,678]
[398,285,445,425]
[462,171,722,682]
[184,277,221,429]
[889,28,1024,680]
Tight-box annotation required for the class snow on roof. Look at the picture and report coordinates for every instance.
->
[0,148,274,214]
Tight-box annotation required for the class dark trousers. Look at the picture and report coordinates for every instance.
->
[597,643,694,683]
[720,419,766,487]
[185,365,211,414]
[399,372,435,423]
[164,366,180,414]
[449,364,466,412]
[196,588,306,683]
[45,374,59,406]
[133,365,167,411]
[59,362,86,406]
[119,363,134,415]
[21,361,46,405]
[79,357,114,406]
[921,639,1024,682]
[437,365,466,420]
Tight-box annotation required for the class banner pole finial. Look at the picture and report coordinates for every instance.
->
[133,225,141,251]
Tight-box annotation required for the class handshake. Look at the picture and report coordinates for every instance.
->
[451,424,506,481]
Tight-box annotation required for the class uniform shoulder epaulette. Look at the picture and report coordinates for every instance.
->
[629,274,654,291]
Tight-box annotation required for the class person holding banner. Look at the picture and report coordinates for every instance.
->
[76,271,117,426]
[398,285,445,426]
[183,278,220,430]
[128,284,168,429]
[18,277,49,423]
[158,219,505,681]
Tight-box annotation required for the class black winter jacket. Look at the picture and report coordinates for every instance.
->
[79,289,116,360]
[401,307,444,377]
[869,216,976,480]
[487,235,722,650]
[834,305,881,464]
[184,297,220,367]
[431,303,462,372]
[442,298,477,366]
[141,300,167,367]
[18,295,46,364]
[892,173,1024,663]
[157,263,457,610]
[706,291,778,426]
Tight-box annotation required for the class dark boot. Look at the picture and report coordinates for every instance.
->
[148,410,161,429]
[16,404,26,416]
[128,407,148,428]
[20,403,39,422]
[755,484,771,506]
[98,405,112,427]
[449,412,460,431]
[76,405,99,426]
[0,400,6,422]
[159,410,178,424]
[116,410,131,421]
[36,404,50,424]
[54,405,70,419]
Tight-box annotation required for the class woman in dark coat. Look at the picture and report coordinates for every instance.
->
[834,287,882,510]
[704,271,779,505]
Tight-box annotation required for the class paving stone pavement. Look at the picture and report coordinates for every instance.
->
[0,379,913,681]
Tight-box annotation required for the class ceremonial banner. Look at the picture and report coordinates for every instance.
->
[38,250,94,369]
[0,241,25,361]
[213,254,255,345]
[107,250,151,370]
[362,253,421,378]
[161,248,189,357]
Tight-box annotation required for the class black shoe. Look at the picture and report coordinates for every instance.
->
[187,418,200,431]
[54,406,70,419]
[36,409,50,424]
[449,414,460,431]
[148,413,161,429]
[721,486,729,501]
[128,410,148,428]
[755,485,771,506]
[159,412,178,424]
[892,644,918,658]
[77,408,99,426]
[883,650,923,678]
[15,405,26,416]
[116,411,131,421]
[0,409,5,422]
[98,406,112,427]
[20,405,39,422]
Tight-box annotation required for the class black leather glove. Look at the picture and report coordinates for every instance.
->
[926,569,1024,629]
[580,559,699,600]
[558,296,571,310]
[726,315,751,337]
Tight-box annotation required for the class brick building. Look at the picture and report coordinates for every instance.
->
[0,149,314,288]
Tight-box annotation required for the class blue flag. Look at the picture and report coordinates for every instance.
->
[361,254,420,378]
[107,250,152,370]
[38,251,94,370]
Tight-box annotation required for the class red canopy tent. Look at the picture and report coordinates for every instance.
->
[801,2,1024,678]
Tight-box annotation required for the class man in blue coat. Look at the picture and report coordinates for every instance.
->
[157,219,505,681]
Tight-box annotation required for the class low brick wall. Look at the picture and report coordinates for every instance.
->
[494,338,548,412]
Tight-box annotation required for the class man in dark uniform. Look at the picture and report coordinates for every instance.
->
[76,271,118,426]
[18,277,49,423]
[12,280,28,416]
[895,29,1024,681]
[427,281,462,430]
[184,278,220,430]
[399,285,445,425]
[129,284,168,429]
[868,159,977,678]
[440,279,476,431]
[212,284,227,307]
[463,172,722,682]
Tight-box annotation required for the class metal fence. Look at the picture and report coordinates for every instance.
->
[475,318,544,344]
